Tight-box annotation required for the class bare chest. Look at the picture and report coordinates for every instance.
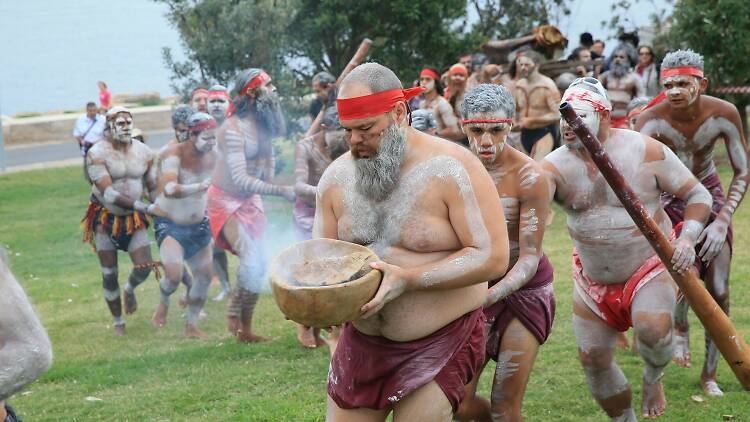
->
[105,147,149,180]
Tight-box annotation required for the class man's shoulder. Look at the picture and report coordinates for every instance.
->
[131,139,155,158]
[319,153,354,191]
[701,95,740,118]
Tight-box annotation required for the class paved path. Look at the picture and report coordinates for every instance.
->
[3,130,172,173]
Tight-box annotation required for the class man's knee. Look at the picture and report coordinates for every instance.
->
[633,313,672,349]
[101,266,118,290]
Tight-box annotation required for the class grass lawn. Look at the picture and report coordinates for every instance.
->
[1,151,749,421]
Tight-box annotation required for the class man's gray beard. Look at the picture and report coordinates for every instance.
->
[354,124,407,202]
[612,62,629,78]
[255,92,286,137]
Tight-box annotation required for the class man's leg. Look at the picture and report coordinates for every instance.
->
[124,229,153,314]
[212,245,231,301]
[671,295,691,367]
[184,245,214,339]
[152,236,184,327]
[488,318,540,422]
[573,289,635,422]
[221,217,269,342]
[94,230,124,336]
[453,360,490,422]
[631,273,676,419]
[530,133,553,161]
[178,264,193,309]
[326,396,389,422]
[701,243,731,396]
[392,381,453,422]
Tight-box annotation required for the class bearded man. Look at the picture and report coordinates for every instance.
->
[418,66,463,142]
[208,68,295,343]
[190,87,209,113]
[316,62,509,422]
[454,84,555,422]
[543,78,712,420]
[600,48,645,129]
[512,51,561,160]
[151,112,217,339]
[205,84,233,301]
[635,49,749,396]
[81,106,159,336]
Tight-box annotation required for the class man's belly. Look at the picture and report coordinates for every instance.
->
[157,195,207,225]
[353,247,488,342]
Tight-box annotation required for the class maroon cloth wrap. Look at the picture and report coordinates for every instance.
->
[484,254,555,361]
[328,308,486,412]
[661,171,733,277]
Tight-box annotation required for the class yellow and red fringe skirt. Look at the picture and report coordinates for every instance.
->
[81,197,151,252]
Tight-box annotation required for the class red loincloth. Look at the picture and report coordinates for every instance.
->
[292,198,315,241]
[206,184,267,255]
[484,254,555,361]
[328,308,485,412]
[611,115,629,129]
[572,251,666,332]
[662,171,733,277]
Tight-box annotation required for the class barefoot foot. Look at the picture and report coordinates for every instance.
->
[227,316,240,334]
[151,302,168,327]
[185,324,208,339]
[236,331,272,343]
[672,329,691,368]
[113,323,126,336]
[701,379,724,397]
[642,377,666,419]
[123,290,138,315]
[297,325,318,348]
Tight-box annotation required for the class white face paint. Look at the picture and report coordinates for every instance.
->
[194,128,217,153]
[208,97,229,120]
[560,104,600,150]
[111,115,133,143]
[464,116,512,164]
[662,75,701,108]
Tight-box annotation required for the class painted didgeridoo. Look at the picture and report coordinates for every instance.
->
[559,102,750,390]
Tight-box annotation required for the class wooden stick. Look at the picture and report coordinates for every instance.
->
[304,38,373,137]
[559,102,750,390]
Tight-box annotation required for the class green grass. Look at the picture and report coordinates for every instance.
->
[1,158,749,421]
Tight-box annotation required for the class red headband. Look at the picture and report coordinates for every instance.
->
[337,87,426,121]
[420,68,440,81]
[460,118,513,125]
[191,87,208,99]
[226,71,272,117]
[661,66,704,81]
[208,90,230,100]
[190,119,217,133]
[449,64,468,76]
[563,91,611,112]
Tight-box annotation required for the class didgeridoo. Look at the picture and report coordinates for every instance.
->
[559,102,750,390]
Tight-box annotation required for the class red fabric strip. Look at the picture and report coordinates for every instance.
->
[661,66,704,80]
[190,119,217,133]
[420,68,440,81]
[460,118,513,125]
[337,87,426,121]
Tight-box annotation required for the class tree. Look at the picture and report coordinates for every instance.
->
[668,0,750,133]
[158,0,295,99]
[468,0,569,43]
[288,0,470,82]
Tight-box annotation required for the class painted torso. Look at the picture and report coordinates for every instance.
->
[212,115,267,195]
[514,75,558,128]
[90,140,153,216]
[156,144,216,225]
[601,72,640,118]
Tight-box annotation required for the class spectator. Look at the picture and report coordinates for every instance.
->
[97,81,112,111]
[418,66,463,142]
[591,39,605,59]
[570,47,594,77]
[73,101,106,156]
[636,44,661,97]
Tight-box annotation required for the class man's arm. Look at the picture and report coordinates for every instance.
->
[435,101,465,141]
[294,141,317,206]
[160,154,209,198]
[486,162,551,306]
[0,254,53,401]
[649,140,712,271]
[698,108,750,260]
[86,148,153,214]
[312,171,339,240]
[362,154,509,318]
[224,128,293,199]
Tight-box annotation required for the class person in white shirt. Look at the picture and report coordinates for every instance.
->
[73,102,107,155]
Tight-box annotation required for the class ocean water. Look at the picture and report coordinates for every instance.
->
[0,0,670,117]
[0,0,185,116]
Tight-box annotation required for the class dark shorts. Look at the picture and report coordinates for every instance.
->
[154,216,212,260]
[521,124,559,154]
[4,404,21,422]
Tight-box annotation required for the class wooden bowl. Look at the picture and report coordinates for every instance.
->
[269,238,382,328]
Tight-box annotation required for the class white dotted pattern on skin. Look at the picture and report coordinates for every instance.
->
[318,154,492,287]
[519,162,540,190]
[639,118,692,167]
[494,350,523,383]
[520,208,538,234]
[694,116,746,175]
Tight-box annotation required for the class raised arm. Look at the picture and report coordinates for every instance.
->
[649,140,712,271]
[486,162,551,306]
[0,254,53,401]
[224,128,291,199]
[86,148,152,214]
[294,141,317,206]
[362,155,509,318]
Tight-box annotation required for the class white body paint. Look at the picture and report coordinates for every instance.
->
[155,156,212,225]
[88,140,154,216]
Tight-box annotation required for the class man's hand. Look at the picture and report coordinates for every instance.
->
[281,186,296,202]
[484,284,507,308]
[200,178,212,191]
[671,236,696,274]
[697,220,728,262]
[360,261,409,319]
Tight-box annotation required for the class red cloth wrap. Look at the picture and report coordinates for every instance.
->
[461,118,513,125]
[420,68,440,81]
[190,118,217,133]
[661,66,704,80]
[337,87,426,121]
[484,255,555,361]
[190,87,208,100]
[564,90,611,112]
[449,64,468,76]
[207,184,267,254]
[208,89,230,100]
[328,308,486,412]
[611,115,629,129]
[662,171,733,277]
